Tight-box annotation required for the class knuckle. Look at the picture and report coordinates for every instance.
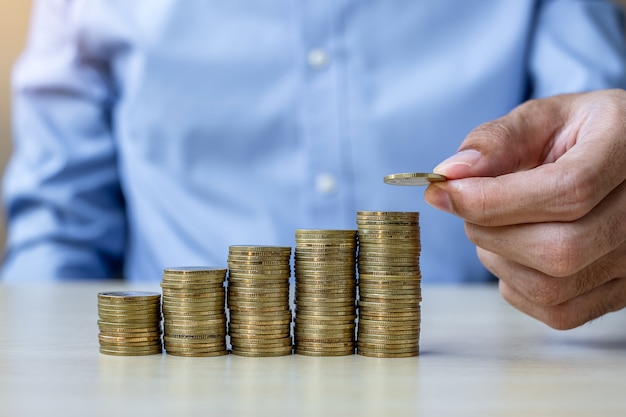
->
[553,170,595,221]
[537,227,586,277]
[526,278,564,307]
[471,120,514,147]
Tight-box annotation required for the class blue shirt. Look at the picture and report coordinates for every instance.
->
[3,0,626,282]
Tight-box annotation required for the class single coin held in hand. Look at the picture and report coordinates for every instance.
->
[383,172,447,186]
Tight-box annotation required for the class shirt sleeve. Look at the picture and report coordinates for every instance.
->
[528,0,626,98]
[1,0,126,281]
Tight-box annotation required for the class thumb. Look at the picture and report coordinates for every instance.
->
[433,95,572,179]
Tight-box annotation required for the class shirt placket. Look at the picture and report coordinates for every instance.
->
[299,0,351,228]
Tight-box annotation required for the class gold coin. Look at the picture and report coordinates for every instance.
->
[164,325,226,333]
[229,320,293,328]
[358,281,421,289]
[228,245,291,255]
[229,304,289,312]
[160,282,224,291]
[99,330,161,338]
[357,319,420,329]
[163,315,226,323]
[227,268,291,275]
[227,280,289,289]
[357,226,420,233]
[296,229,357,235]
[163,266,227,274]
[99,346,162,356]
[98,321,161,331]
[230,349,292,357]
[97,291,161,301]
[99,344,163,353]
[98,332,161,341]
[358,300,421,309]
[165,350,229,357]
[357,350,418,358]
[229,325,290,334]
[294,345,356,353]
[164,321,226,329]
[228,324,290,333]
[164,343,227,350]
[359,274,421,282]
[294,320,355,328]
[294,326,356,339]
[97,314,162,323]
[99,340,162,348]
[294,334,355,343]
[356,212,419,221]
[164,339,226,346]
[357,329,420,339]
[358,313,420,321]
[358,294,421,302]
[358,291,421,299]
[162,288,225,295]
[227,291,288,299]
[230,337,292,346]
[295,348,354,356]
[295,247,355,255]
[164,318,226,326]
[296,283,356,290]
[163,300,225,308]
[295,317,355,325]
[295,349,354,357]
[295,307,356,316]
[357,344,419,354]
[97,300,160,308]
[161,299,225,307]
[295,340,354,349]
[383,172,446,186]
[164,332,225,339]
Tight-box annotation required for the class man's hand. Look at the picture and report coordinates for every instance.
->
[425,89,626,329]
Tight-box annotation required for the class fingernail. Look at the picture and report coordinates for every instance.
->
[433,149,481,177]
[425,183,452,213]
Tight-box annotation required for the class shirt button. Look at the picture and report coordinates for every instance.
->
[315,173,337,195]
[307,48,330,69]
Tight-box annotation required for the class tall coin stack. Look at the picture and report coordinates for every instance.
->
[227,245,293,357]
[294,229,358,356]
[97,291,163,356]
[356,211,422,358]
[161,267,228,357]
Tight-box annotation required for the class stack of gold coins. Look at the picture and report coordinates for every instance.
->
[97,291,163,356]
[356,211,422,358]
[227,245,293,357]
[294,229,357,356]
[160,267,228,357]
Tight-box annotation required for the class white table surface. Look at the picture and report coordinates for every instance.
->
[1,282,625,417]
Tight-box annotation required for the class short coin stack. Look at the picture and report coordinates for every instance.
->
[294,229,358,356]
[97,291,163,356]
[161,267,228,357]
[227,245,293,357]
[356,211,422,358]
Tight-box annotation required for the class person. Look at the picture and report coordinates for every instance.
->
[425,89,626,329]
[1,0,625,316]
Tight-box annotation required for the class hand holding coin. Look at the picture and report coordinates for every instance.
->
[423,90,626,329]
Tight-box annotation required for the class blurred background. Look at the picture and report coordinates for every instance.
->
[1,1,626,254]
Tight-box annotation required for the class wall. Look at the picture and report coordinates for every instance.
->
[0,1,31,250]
